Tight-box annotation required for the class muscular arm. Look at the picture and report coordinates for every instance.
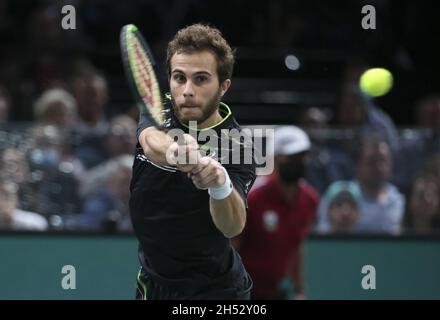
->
[189,157,247,239]
[210,188,246,238]
[138,127,175,166]
[139,128,198,168]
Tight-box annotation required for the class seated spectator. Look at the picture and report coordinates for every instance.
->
[105,114,137,158]
[320,181,361,233]
[407,173,439,234]
[70,68,110,169]
[299,106,355,194]
[336,84,400,155]
[415,94,440,130]
[0,182,48,231]
[393,94,440,196]
[33,88,77,127]
[79,154,133,197]
[425,154,440,186]
[317,135,405,234]
[79,155,133,232]
[27,125,84,216]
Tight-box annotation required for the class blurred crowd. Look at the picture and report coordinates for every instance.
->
[0,0,439,235]
[0,68,137,232]
[300,73,440,235]
[0,70,439,235]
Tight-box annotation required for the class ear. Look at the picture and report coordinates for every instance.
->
[220,79,231,97]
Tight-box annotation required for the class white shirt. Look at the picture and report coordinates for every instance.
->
[11,209,49,231]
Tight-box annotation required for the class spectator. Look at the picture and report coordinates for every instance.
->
[300,105,354,195]
[320,181,361,233]
[105,114,137,158]
[72,68,109,130]
[408,173,439,234]
[394,94,440,196]
[70,69,109,169]
[318,136,405,234]
[336,84,400,154]
[80,155,133,232]
[235,126,318,299]
[0,181,48,231]
[425,154,440,186]
[415,94,440,129]
[28,125,83,216]
[33,88,77,127]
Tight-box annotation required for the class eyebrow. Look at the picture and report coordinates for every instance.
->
[171,69,212,76]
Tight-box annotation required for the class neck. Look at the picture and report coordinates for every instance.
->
[360,181,384,199]
[198,110,223,129]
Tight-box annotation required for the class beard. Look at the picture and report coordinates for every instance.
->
[171,88,222,125]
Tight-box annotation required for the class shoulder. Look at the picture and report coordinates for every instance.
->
[384,183,405,204]
[298,180,320,204]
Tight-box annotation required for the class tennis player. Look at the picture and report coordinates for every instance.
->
[130,24,256,300]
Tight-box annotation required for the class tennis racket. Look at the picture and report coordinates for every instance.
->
[120,24,165,129]
[120,22,196,169]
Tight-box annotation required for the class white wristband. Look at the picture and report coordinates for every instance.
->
[208,167,233,200]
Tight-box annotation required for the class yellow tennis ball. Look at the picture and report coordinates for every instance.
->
[359,68,393,97]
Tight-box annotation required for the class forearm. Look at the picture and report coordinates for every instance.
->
[138,127,175,166]
[209,188,246,239]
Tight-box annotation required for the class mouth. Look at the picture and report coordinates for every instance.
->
[180,106,200,114]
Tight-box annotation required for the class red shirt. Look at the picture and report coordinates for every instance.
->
[237,175,318,297]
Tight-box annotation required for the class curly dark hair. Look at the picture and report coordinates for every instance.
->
[166,23,235,84]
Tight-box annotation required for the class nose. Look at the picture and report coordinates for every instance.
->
[183,81,194,98]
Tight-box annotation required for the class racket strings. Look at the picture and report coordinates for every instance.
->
[127,33,163,124]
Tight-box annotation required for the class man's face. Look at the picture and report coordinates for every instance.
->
[74,76,108,122]
[44,101,70,126]
[410,177,439,218]
[338,91,366,126]
[169,50,229,124]
[357,141,392,187]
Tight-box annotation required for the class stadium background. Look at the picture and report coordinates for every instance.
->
[1,0,440,299]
